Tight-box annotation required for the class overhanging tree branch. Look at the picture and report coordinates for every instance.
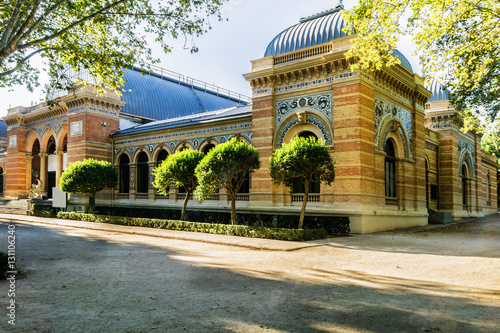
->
[18,0,131,50]
[0,47,49,77]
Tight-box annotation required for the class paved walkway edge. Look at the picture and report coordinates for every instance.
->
[0,213,321,251]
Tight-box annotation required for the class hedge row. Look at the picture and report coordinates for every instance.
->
[95,206,350,235]
[57,212,329,241]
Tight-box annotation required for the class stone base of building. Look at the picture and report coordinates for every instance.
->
[95,198,432,234]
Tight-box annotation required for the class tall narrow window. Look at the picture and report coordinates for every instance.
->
[385,140,396,198]
[487,173,491,205]
[119,155,130,194]
[137,152,149,193]
[462,164,468,209]
[0,167,4,195]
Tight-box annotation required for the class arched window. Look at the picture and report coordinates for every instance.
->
[119,155,130,194]
[298,131,318,140]
[157,149,169,167]
[137,152,149,193]
[462,164,468,209]
[385,140,396,198]
[0,167,4,196]
[425,158,430,208]
[202,144,215,154]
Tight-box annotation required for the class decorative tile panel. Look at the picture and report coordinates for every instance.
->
[130,167,135,190]
[458,138,476,178]
[276,115,333,148]
[149,166,155,189]
[374,94,414,160]
[275,92,333,128]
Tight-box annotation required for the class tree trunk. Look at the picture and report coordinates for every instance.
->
[88,194,96,214]
[298,181,309,229]
[181,190,190,221]
[230,194,236,225]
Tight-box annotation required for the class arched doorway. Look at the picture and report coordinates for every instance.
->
[462,164,469,211]
[119,155,130,194]
[137,152,149,193]
[31,139,41,186]
[385,139,397,199]
[47,136,56,198]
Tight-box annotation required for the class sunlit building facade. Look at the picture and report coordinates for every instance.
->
[1,5,497,232]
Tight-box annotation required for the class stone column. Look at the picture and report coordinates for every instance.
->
[55,150,64,187]
[39,152,48,196]
[25,154,33,191]
[129,164,136,200]
[148,162,156,200]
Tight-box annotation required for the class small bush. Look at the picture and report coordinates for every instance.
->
[95,206,350,235]
[57,212,328,241]
[31,204,54,218]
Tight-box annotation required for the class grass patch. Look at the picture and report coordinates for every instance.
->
[57,212,328,241]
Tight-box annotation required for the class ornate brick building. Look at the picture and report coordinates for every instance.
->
[0,5,497,232]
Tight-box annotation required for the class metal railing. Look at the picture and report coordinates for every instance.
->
[291,194,320,203]
[274,43,333,66]
[235,194,250,202]
[47,65,252,104]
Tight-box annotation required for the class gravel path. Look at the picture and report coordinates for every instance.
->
[1,215,499,332]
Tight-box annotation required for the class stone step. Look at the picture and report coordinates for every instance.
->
[0,199,29,215]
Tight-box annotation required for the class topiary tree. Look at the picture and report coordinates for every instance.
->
[270,137,335,229]
[195,138,260,225]
[153,149,204,221]
[60,158,117,213]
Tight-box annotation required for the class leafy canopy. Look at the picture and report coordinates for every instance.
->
[344,0,500,120]
[195,138,261,201]
[153,149,204,195]
[270,136,335,190]
[0,0,227,94]
[60,158,117,195]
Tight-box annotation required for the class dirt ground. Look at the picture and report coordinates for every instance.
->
[1,215,499,332]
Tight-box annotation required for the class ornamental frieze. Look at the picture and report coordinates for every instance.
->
[115,132,253,161]
[374,94,414,160]
[275,92,333,128]
[276,114,333,149]
[458,138,476,178]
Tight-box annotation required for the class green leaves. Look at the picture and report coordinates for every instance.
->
[59,158,118,196]
[270,136,335,189]
[344,0,500,121]
[194,138,260,201]
[152,149,204,195]
[0,0,228,95]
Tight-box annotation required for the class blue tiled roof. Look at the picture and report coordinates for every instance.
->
[0,120,6,138]
[120,67,249,120]
[112,104,252,137]
[264,5,413,72]
[425,79,450,102]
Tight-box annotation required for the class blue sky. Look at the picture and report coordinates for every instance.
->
[0,0,421,118]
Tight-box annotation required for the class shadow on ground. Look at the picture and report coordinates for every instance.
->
[0,220,498,332]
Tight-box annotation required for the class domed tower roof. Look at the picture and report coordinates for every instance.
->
[0,120,7,138]
[264,5,413,72]
[425,79,450,102]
